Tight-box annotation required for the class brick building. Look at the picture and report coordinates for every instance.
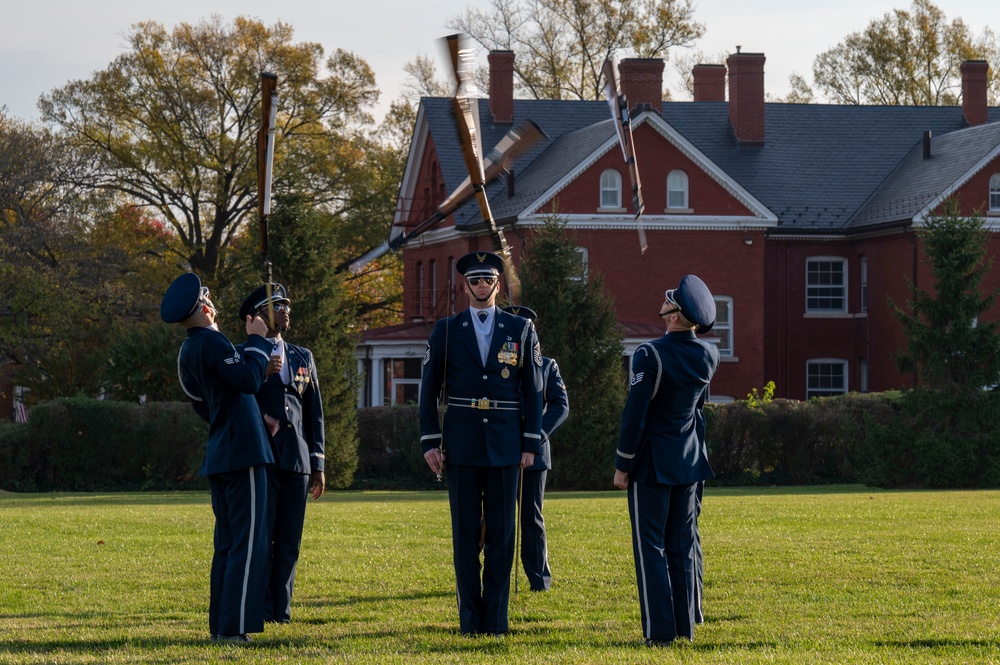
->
[355,53,1000,406]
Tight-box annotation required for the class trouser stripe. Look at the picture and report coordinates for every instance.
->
[631,483,651,639]
[239,466,257,634]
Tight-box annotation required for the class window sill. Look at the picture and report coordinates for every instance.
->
[719,355,738,363]
[803,311,852,319]
[597,206,626,214]
[805,311,868,319]
[988,210,1000,217]
[664,207,693,214]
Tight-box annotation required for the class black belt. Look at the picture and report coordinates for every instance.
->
[447,397,520,411]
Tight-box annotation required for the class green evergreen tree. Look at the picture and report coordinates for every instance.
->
[519,215,625,489]
[221,194,359,488]
[892,199,1000,392]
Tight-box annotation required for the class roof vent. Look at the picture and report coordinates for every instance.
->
[922,130,932,160]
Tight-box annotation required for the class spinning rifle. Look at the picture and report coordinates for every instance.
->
[445,33,521,299]
[257,72,279,329]
[340,119,545,274]
[602,60,647,254]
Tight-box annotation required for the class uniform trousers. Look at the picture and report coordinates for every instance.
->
[208,465,270,636]
[447,463,519,635]
[265,468,310,622]
[519,469,551,591]
[626,480,700,642]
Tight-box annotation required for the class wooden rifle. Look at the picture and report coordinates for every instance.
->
[602,60,647,254]
[445,33,522,300]
[257,72,279,329]
[339,119,546,274]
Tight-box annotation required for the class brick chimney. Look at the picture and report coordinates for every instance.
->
[726,49,766,145]
[488,50,515,123]
[692,64,726,102]
[618,59,665,113]
[961,60,988,127]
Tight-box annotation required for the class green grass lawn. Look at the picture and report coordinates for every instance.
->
[1,485,998,664]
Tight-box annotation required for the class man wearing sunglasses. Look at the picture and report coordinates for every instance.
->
[612,274,720,648]
[237,283,325,626]
[419,251,544,636]
[161,273,274,643]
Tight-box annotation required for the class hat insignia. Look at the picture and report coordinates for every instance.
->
[476,252,487,263]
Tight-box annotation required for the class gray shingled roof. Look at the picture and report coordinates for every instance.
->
[848,121,1000,229]
[419,96,1000,234]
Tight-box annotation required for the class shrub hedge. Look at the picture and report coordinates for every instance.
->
[3,390,1000,492]
[0,397,208,492]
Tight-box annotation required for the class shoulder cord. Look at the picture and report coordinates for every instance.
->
[176,339,204,402]
[641,342,663,400]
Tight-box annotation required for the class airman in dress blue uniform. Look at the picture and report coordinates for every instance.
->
[501,306,569,592]
[420,252,544,635]
[161,273,274,643]
[236,284,325,624]
[612,275,720,647]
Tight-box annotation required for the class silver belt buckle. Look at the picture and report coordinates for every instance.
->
[475,398,490,410]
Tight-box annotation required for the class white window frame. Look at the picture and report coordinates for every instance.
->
[572,247,589,282]
[860,255,868,314]
[599,169,622,209]
[667,169,689,210]
[415,261,424,317]
[806,257,848,313]
[806,359,848,400]
[704,295,733,358]
[990,173,1000,211]
[385,358,422,406]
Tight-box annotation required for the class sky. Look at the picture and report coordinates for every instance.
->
[1,0,996,125]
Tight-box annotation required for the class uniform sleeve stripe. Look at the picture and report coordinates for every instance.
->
[420,434,442,442]
[524,433,541,440]
[310,453,325,458]
[247,347,270,361]
[616,449,635,459]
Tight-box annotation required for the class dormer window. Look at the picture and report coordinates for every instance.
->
[667,170,689,210]
[599,169,622,210]
[990,173,1000,212]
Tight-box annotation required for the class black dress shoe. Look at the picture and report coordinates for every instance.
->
[215,634,252,643]
[645,638,673,648]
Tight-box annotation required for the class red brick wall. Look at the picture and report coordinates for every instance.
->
[693,64,726,102]
[727,52,765,145]
[488,51,515,123]
[618,59,664,113]
[539,124,755,217]
[961,60,989,127]
[516,226,767,401]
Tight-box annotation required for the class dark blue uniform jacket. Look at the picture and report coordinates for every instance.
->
[419,308,544,467]
[526,357,569,471]
[237,340,325,474]
[615,330,719,486]
[181,326,275,476]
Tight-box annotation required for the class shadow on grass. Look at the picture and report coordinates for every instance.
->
[293,589,453,620]
[873,638,1000,649]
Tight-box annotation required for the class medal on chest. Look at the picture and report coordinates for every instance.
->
[293,366,310,395]
[497,339,518,374]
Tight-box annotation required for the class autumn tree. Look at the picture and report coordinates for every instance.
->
[38,16,392,280]
[812,0,1000,105]
[892,199,1000,392]
[448,0,704,100]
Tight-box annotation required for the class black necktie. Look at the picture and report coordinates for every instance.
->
[478,310,488,323]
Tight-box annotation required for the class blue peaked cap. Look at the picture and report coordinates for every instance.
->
[501,305,537,321]
[160,273,203,324]
[666,274,716,334]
